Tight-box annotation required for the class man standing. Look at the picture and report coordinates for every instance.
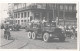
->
[4,21,11,40]
[71,26,76,39]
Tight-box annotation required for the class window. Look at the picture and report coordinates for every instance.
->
[22,4,24,8]
[18,4,20,9]
[60,5,63,10]
[14,5,17,10]
[37,4,42,8]
[21,20,23,22]
[34,13,40,20]
[14,14,16,18]
[16,13,17,18]
[74,6,76,10]
[19,4,22,9]
[42,4,46,9]
[69,6,72,10]
[28,12,29,17]
[16,20,17,23]
[18,13,20,18]
[24,20,26,22]
[65,5,68,10]
[30,16,33,21]
[23,4,26,7]
[24,12,26,18]
[21,13,23,18]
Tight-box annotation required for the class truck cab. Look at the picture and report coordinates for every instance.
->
[26,20,65,42]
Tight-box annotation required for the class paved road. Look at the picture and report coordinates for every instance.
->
[0,29,77,49]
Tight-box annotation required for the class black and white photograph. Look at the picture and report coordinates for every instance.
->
[0,2,78,50]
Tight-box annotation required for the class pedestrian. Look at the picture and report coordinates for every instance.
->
[4,21,11,40]
[71,26,76,39]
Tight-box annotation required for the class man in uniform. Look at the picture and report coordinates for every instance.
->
[4,21,11,40]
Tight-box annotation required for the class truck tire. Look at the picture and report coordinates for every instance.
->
[43,32,50,42]
[28,31,32,39]
[32,32,37,39]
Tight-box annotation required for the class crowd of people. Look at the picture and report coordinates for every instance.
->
[1,21,77,40]
[1,21,21,40]
[58,24,77,39]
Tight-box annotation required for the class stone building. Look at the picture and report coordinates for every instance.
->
[12,3,77,27]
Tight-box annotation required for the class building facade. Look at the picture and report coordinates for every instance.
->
[12,3,77,27]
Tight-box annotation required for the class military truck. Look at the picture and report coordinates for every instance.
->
[26,19,65,42]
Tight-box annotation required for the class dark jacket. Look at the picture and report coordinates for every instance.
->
[4,24,9,30]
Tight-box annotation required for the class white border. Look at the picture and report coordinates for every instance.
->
[0,0,78,3]
[0,0,79,51]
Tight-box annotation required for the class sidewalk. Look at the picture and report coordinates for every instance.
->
[0,29,14,48]
[0,37,14,47]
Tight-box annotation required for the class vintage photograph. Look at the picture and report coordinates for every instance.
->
[0,3,77,49]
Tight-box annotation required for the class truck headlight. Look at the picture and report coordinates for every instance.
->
[50,34,52,37]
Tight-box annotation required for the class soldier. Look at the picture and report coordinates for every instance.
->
[4,21,11,40]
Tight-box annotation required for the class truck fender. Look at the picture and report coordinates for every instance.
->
[42,31,49,36]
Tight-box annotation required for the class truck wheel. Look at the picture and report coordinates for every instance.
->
[32,32,37,39]
[43,32,50,42]
[28,31,32,39]
[59,37,65,42]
